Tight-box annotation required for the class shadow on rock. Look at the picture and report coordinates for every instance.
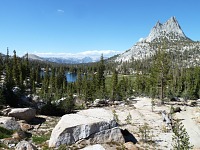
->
[28,117,46,125]
[121,129,138,144]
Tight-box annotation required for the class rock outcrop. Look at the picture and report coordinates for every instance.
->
[123,142,138,150]
[115,16,200,64]
[49,108,124,148]
[15,140,37,150]
[8,108,36,121]
[0,117,20,130]
[146,16,187,42]
[93,99,108,107]
[88,127,124,143]
[81,144,105,150]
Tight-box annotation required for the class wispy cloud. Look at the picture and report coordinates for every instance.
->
[57,9,64,13]
[34,50,121,60]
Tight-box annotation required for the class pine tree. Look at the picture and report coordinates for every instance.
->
[97,54,106,99]
[49,67,56,93]
[111,69,118,101]
[172,120,193,150]
[0,88,5,105]
[6,47,9,63]
[12,50,20,86]
[0,54,3,75]
[25,53,30,77]
[76,69,82,95]
[54,67,67,99]
[35,65,41,85]
[151,46,171,103]
[30,68,36,94]
[41,66,50,99]
[5,62,14,90]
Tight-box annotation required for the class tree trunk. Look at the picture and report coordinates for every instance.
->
[161,76,164,104]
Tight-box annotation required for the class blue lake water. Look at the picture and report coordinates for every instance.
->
[41,71,77,83]
[66,73,77,82]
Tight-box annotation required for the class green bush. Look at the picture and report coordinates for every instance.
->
[41,95,75,116]
[172,120,193,149]
[32,134,50,145]
[0,126,13,139]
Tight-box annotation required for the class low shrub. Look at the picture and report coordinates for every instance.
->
[0,126,13,139]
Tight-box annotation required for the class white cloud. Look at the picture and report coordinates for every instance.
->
[57,9,64,13]
[34,50,121,60]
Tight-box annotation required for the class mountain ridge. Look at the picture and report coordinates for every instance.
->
[115,16,200,63]
[27,54,99,64]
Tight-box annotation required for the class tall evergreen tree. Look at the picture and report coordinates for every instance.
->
[0,54,3,74]
[76,69,83,95]
[41,66,50,99]
[5,62,14,89]
[111,69,118,101]
[12,50,20,86]
[151,47,171,103]
[0,88,5,105]
[97,54,106,99]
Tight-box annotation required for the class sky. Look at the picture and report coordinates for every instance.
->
[0,0,200,58]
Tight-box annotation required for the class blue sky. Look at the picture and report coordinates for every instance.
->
[0,0,200,58]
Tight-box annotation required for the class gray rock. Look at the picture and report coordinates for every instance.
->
[187,101,197,107]
[12,130,28,140]
[32,95,40,102]
[49,108,124,148]
[12,86,21,94]
[81,144,105,150]
[89,127,124,144]
[20,122,33,131]
[114,101,123,105]
[1,108,12,116]
[0,117,20,130]
[8,143,16,149]
[123,142,138,150]
[93,99,108,107]
[15,140,37,150]
[173,107,181,113]
[8,108,36,121]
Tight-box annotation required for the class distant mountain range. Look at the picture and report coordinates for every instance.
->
[2,16,199,65]
[115,16,200,65]
[27,54,99,64]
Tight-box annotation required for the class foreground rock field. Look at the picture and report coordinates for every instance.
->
[1,97,200,149]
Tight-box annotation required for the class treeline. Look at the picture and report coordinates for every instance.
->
[131,48,200,101]
[0,49,134,115]
[0,46,199,113]
[0,49,71,113]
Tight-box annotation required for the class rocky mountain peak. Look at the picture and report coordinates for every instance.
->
[145,16,187,42]
[115,17,199,63]
[155,21,162,28]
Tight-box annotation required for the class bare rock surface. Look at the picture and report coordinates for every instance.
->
[112,97,174,149]
[123,142,138,150]
[49,108,124,148]
[81,144,105,150]
[15,140,37,150]
[88,127,124,144]
[8,108,36,121]
[0,117,20,130]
